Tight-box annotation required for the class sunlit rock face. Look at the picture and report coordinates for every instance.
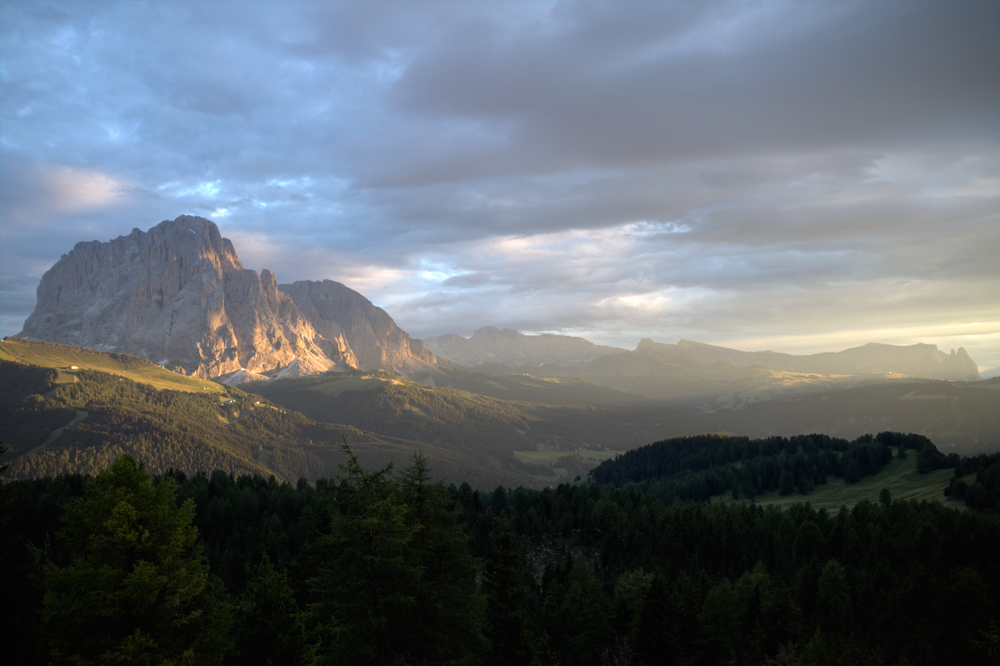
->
[18,216,350,379]
[279,279,437,376]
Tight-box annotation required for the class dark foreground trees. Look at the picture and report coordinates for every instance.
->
[41,455,229,665]
[3,436,999,665]
[308,448,487,665]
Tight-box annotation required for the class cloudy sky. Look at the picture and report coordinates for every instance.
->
[2,1,998,371]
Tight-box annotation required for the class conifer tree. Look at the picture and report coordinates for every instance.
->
[309,445,421,665]
[234,555,314,666]
[41,455,222,665]
[635,573,684,666]
[816,559,852,636]
[397,452,488,664]
[484,515,534,666]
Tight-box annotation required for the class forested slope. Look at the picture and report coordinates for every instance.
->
[248,370,728,462]
[0,359,541,487]
[589,431,958,501]
[2,446,999,665]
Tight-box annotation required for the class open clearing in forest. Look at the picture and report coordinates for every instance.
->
[23,409,90,458]
[714,449,963,511]
[514,443,617,469]
[306,373,405,396]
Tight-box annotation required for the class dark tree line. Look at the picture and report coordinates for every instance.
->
[588,432,959,501]
[1,435,998,666]
[947,451,1000,512]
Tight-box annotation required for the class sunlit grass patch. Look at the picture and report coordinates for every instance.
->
[1,338,225,394]
[714,450,962,511]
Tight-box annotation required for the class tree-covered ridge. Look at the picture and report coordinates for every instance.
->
[249,369,724,473]
[252,371,536,455]
[947,451,1000,512]
[0,360,557,488]
[2,438,999,666]
[0,359,384,482]
[588,431,958,501]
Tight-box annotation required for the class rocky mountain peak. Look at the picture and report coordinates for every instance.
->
[278,280,436,376]
[17,216,432,382]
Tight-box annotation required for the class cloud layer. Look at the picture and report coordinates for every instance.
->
[2,1,998,369]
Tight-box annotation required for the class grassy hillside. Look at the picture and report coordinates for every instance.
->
[1,337,225,394]
[245,370,731,467]
[2,358,337,481]
[0,341,570,488]
[429,366,653,406]
[717,450,961,511]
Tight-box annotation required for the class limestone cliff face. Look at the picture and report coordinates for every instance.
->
[279,280,436,375]
[18,216,351,379]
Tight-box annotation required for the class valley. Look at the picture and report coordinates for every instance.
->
[5,335,997,494]
[3,4,997,661]
[5,260,999,666]
[3,215,996,491]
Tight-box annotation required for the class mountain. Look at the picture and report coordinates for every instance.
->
[630,338,980,381]
[424,326,627,368]
[0,338,549,488]
[712,377,1000,455]
[452,336,982,406]
[0,337,727,487]
[574,341,978,407]
[424,331,980,401]
[585,350,796,404]
[279,279,436,378]
[16,216,435,382]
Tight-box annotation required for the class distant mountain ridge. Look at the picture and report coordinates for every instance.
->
[17,216,435,382]
[428,329,979,383]
[424,326,627,368]
[18,215,980,390]
[632,338,980,381]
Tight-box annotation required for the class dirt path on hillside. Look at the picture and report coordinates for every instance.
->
[23,409,89,457]
[255,449,282,478]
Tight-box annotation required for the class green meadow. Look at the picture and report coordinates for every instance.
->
[715,448,962,511]
[297,371,407,396]
[1,337,226,395]
[514,443,617,477]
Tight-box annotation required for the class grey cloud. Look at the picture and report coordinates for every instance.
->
[1,1,997,370]
[388,1,998,182]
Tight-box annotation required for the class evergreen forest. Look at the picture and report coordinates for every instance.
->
[2,432,999,666]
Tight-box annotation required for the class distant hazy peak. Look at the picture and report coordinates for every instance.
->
[425,326,627,368]
[631,338,980,381]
